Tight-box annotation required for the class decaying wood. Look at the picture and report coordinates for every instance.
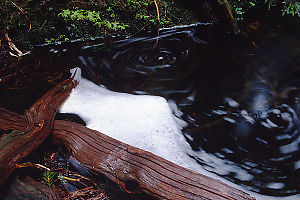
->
[0,78,77,186]
[0,107,255,199]
[217,0,240,34]
[0,108,27,132]
[52,120,255,200]
[2,176,60,200]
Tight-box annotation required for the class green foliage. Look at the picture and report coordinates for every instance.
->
[59,9,101,22]
[282,1,300,17]
[1,0,299,46]
[264,0,278,10]
[117,0,196,27]
[40,0,51,6]
[45,34,69,43]
[1,0,197,45]
[59,8,129,31]
[57,173,67,184]
[42,171,58,186]
[58,0,196,34]
[95,20,129,31]
[229,0,300,20]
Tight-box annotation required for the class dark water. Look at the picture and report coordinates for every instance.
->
[1,19,300,197]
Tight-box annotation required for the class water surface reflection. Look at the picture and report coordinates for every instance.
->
[77,22,300,197]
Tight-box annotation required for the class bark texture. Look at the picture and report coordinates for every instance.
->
[52,120,255,200]
[0,78,77,185]
[2,176,60,200]
[0,78,255,199]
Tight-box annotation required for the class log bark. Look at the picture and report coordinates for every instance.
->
[2,176,60,200]
[0,78,77,186]
[0,107,255,199]
[53,120,255,200]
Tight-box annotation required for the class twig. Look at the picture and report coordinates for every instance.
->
[69,172,93,182]
[16,162,95,187]
[45,73,63,85]
[69,186,93,197]
[16,162,51,171]
[152,0,161,49]
[163,1,167,18]
[8,0,31,32]
[153,0,160,27]
[218,0,240,34]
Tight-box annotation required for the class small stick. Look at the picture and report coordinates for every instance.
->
[8,0,31,32]
[16,162,90,184]
[153,0,160,26]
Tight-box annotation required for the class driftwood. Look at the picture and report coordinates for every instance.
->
[52,120,255,200]
[0,78,77,185]
[0,79,255,199]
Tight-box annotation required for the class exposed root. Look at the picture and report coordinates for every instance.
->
[5,33,27,57]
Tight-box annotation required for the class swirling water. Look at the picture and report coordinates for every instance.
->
[1,21,300,198]
[71,23,300,197]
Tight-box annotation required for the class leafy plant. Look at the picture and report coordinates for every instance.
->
[282,1,300,17]
[59,9,102,22]
[1,0,197,45]
[59,8,129,32]
[228,0,300,20]
[58,0,197,34]
[42,171,58,186]
[57,173,67,184]
[45,34,69,43]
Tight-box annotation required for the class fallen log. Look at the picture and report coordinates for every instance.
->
[0,107,255,199]
[53,120,255,200]
[0,78,77,185]
[2,176,60,200]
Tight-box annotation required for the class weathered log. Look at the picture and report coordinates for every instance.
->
[1,176,60,200]
[0,78,77,186]
[52,121,254,200]
[0,108,255,199]
[0,108,27,132]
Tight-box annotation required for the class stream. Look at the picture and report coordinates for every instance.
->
[1,18,300,199]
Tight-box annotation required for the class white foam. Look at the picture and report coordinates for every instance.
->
[224,97,239,107]
[61,68,196,171]
[60,68,300,200]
